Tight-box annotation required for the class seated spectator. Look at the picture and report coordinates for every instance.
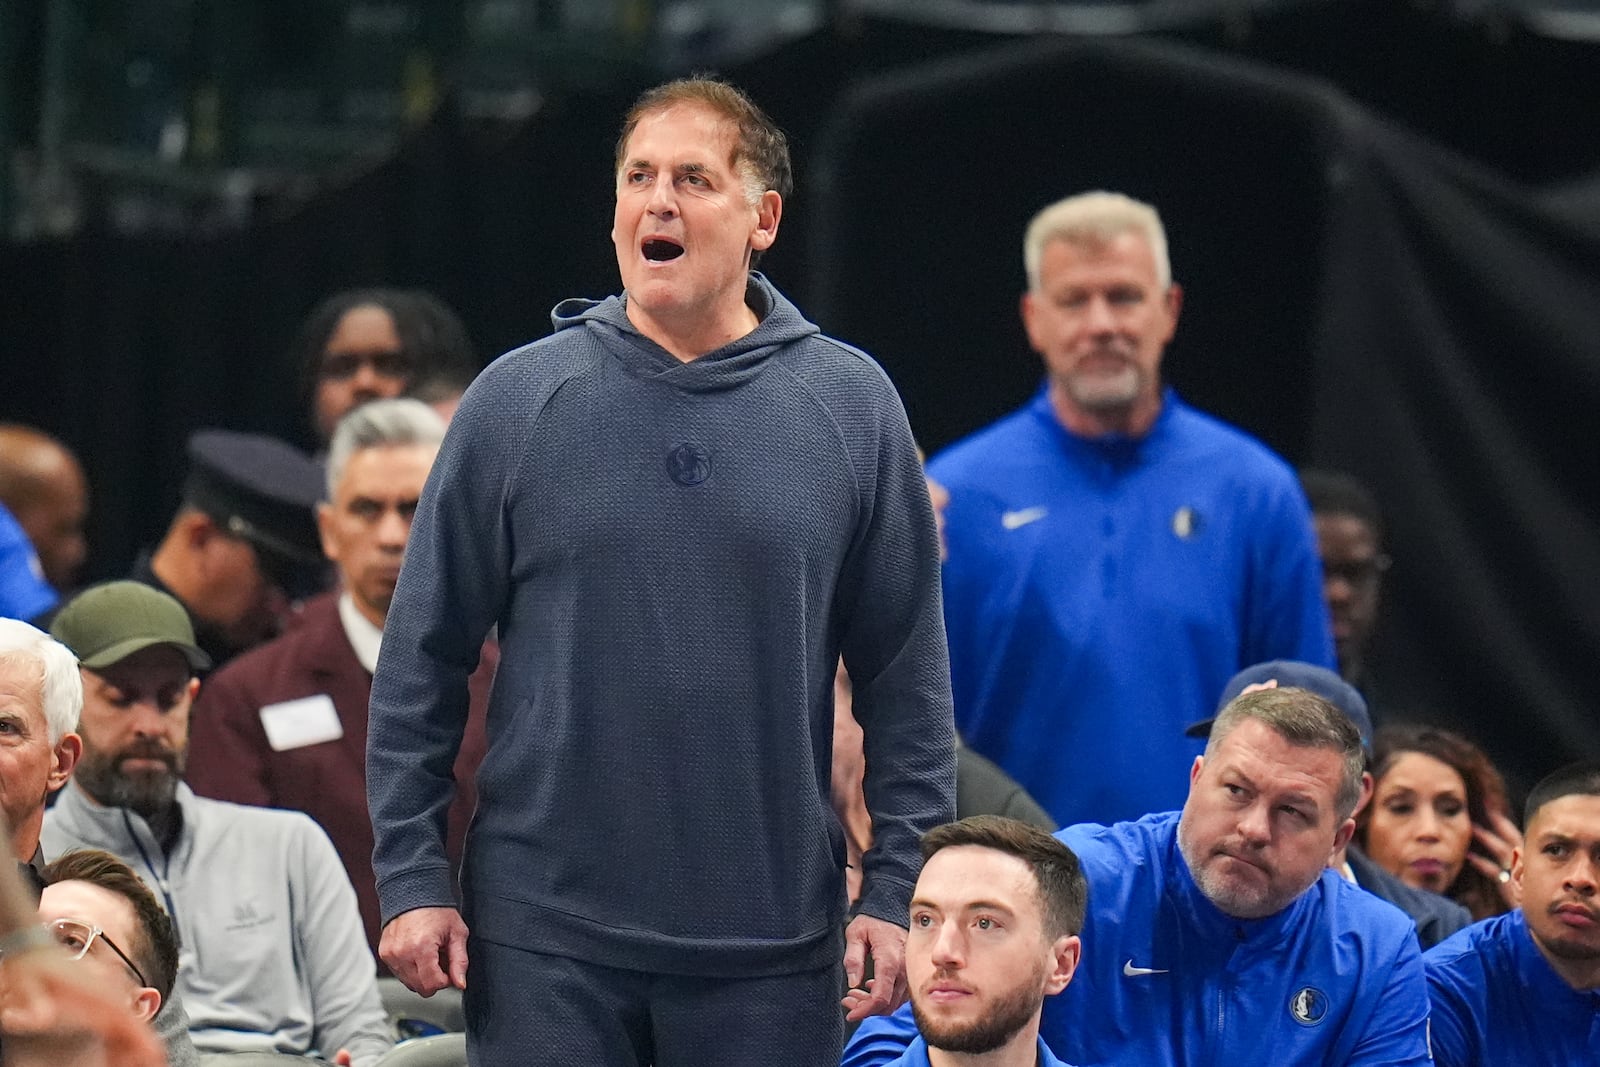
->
[43,581,392,1064]
[187,399,494,959]
[294,289,478,448]
[36,849,179,1032]
[0,424,90,594]
[844,686,1432,1066]
[0,617,199,1067]
[1188,661,1469,948]
[407,367,478,424]
[844,815,1084,1066]
[131,430,327,669]
[1358,723,1522,921]
[1424,760,1600,1066]
[0,839,165,1067]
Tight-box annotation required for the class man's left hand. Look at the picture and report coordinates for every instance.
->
[840,913,907,1021]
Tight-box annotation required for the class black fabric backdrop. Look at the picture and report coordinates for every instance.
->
[2,6,1597,798]
[1310,119,1600,796]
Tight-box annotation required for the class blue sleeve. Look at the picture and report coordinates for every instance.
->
[1345,931,1434,1066]
[1243,473,1334,669]
[0,505,57,620]
[1422,950,1476,1067]
[835,371,956,928]
[841,1004,919,1067]
[366,372,520,923]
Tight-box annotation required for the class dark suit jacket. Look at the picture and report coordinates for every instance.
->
[956,741,1056,830]
[186,592,496,960]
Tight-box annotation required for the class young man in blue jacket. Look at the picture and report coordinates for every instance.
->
[846,816,1084,1067]
[844,686,1432,1066]
[1425,759,1600,1066]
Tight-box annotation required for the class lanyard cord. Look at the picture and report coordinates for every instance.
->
[122,808,179,926]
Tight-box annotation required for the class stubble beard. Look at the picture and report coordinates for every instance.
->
[911,966,1044,1055]
[1178,819,1284,920]
[1536,906,1600,962]
[1064,362,1145,414]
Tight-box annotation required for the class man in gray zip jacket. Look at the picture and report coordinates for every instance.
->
[43,581,392,1065]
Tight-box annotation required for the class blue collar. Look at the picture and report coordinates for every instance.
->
[1508,909,1600,1013]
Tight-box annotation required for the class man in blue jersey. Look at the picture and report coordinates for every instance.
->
[843,686,1433,1066]
[930,191,1331,828]
[843,816,1083,1067]
[1425,759,1600,1066]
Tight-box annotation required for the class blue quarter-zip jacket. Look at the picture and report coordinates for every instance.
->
[844,812,1432,1066]
[1425,908,1600,1066]
[929,388,1332,828]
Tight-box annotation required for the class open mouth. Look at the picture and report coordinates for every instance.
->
[642,238,685,262]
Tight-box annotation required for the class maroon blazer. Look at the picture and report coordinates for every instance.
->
[186,591,496,961]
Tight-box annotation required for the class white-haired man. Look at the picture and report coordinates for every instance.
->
[0,617,198,1066]
[188,398,494,961]
[929,190,1332,829]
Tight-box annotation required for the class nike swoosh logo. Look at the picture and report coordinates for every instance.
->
[1123,960,1169,977]
[1001,506,1049,530]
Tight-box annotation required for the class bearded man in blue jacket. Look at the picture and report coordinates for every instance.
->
[844,686,1432,1066]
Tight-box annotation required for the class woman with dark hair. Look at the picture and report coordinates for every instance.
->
[1357,724,1523,921]
[293,288,478,446]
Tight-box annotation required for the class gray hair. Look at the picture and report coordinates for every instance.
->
[1024,191,1172,291]
[325,398,446,497]
[0,618,82,742]
[1207,686,1366,820]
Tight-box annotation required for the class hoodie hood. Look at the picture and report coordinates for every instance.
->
[550,272,821,394]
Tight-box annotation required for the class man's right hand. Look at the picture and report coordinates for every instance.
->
[380,906,469,996]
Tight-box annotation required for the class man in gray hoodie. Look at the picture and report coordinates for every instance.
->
[369,77,955,1065]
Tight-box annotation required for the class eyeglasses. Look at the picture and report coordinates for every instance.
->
[1321,555,1392,588]
[45,917,148,987]
[319,350,412,381]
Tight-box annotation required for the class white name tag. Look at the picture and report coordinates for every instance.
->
[258,695,344,752]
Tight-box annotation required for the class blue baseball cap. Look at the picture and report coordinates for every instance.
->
[1185,659,1372,752]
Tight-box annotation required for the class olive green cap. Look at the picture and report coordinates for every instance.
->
[50,581,210,672]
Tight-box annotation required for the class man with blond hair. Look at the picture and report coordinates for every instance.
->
[929,191,1331,830]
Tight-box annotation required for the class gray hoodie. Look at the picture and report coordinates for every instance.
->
[369,273,955,977]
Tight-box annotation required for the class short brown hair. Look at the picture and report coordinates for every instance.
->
[614,77,793,204]
[1208,686,1366,819]
[42,849,179,1002]
[920,815,1087,940]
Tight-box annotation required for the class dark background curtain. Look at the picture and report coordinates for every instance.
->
[3,0,1597,795]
